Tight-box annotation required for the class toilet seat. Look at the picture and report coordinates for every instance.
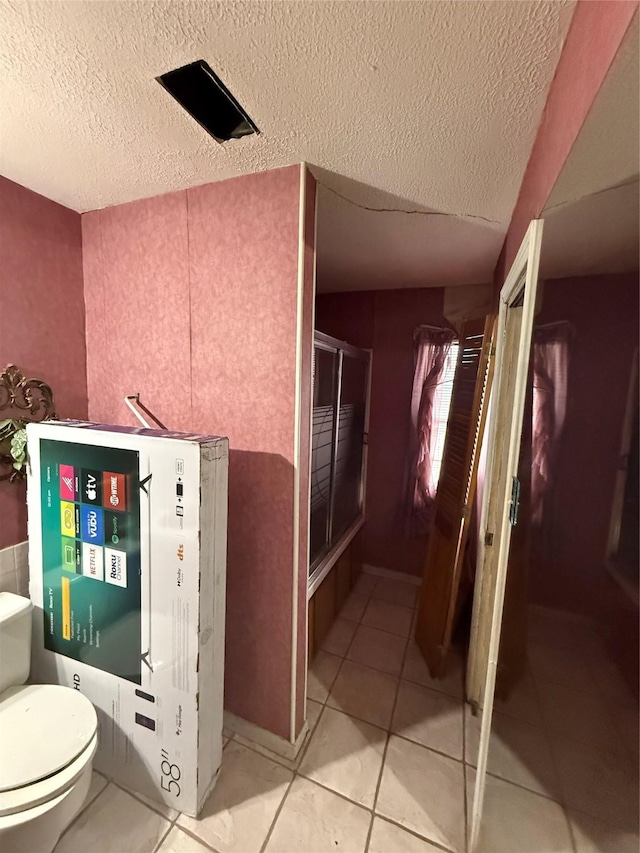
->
[0,684,97,818]
[0,733,97,819]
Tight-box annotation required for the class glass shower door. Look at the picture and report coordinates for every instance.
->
[309,333,370,581]
[331,353,368,542]
[309,345,337,569]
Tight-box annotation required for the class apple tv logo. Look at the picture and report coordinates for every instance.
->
[81,469,102,505]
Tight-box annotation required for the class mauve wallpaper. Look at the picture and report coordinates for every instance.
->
[532,272,639,612]
[82,165,312,741]
[0,176,87,549]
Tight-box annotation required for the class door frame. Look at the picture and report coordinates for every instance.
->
[465,220,544,851]
[605,346,639,604]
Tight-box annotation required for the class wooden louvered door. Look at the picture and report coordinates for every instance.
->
[414,313,496,677]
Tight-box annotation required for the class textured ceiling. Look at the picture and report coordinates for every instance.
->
[1,0,575,288]
[546,12,639,210]
[314,178,506,292]
[542,11,639,280]
[542,180,639,280]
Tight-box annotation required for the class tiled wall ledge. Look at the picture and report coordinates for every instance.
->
[0,541,28,596]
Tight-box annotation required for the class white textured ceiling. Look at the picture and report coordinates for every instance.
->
[546,12,639,210]
[542,11,639,280]
[541,180,639,280]
[1,0,575,288]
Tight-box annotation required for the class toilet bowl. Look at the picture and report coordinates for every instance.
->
[0,593,98,853]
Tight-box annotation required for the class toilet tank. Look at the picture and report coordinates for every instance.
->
[0,592,33,694]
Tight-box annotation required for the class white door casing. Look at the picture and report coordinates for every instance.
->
[466,219,544,851]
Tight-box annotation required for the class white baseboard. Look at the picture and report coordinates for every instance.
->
[223,710,309,761]
[362,563,422,587]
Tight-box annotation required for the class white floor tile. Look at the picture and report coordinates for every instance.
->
[306,698,323,733]
[362,598,413,637]
[368,817,443,852]
[493,671,543,726]
[353,573,378,596]
[537,680,622,754]
[610,697,640,765]
[56,783,169,853]
[177,742,292,853]
[264,776,370,853]
[232,734,301,772]
[465,707,560,798]
[468,771,573,853]
[552,738,639,829]
[347,623,407,676]
[402,642,464,700]
[307,650,342,702]
[568,809,640,853]
[118,783,180,820]
[588,650,637,707]
[371,578,419,609]
[328,659,399,729]
[156,826,212,853]
[340,592,369,622]
[321,617,358,656]
[376,735,465,853]
[392,680,464,760]
[78,771,109,815]
[527,606,587,653]
[528,640,595,694]
[299,706,386,807]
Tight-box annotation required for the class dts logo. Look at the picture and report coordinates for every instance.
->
[177,544,184,561]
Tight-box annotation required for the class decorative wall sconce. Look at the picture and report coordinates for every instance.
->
[0,364,56,482]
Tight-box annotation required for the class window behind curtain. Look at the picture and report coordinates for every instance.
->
[404,326,457,535]
[428,342,459,492]
[532,322,573,530]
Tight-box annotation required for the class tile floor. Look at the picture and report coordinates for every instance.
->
[52,576,638,853]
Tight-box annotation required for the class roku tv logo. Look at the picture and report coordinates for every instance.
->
[103,472,127,510]
[105,548,127,588]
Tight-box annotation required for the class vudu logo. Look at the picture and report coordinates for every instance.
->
[81,505,104,545]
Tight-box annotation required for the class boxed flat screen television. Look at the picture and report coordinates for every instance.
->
[26,420,228,817]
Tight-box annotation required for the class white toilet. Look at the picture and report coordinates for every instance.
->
[0,592,98,853]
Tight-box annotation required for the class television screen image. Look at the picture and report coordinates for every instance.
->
[39,439,142,684]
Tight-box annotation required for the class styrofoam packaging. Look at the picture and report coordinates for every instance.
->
[26,420,228,817]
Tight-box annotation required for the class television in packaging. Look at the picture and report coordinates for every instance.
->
[26,420,228,817]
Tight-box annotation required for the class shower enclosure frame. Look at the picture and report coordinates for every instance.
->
[308,332,371,596]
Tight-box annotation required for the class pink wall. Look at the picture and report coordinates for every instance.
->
[532,273,639,611]
[316,288,449,577]
[0,176,86,549]
[499,0,638,277]
[82,165,313,741]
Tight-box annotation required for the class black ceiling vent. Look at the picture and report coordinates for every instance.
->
[157,60,259,143]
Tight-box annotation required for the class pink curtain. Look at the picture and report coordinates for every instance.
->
[404,326,457,535]
[532,322,573,526]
